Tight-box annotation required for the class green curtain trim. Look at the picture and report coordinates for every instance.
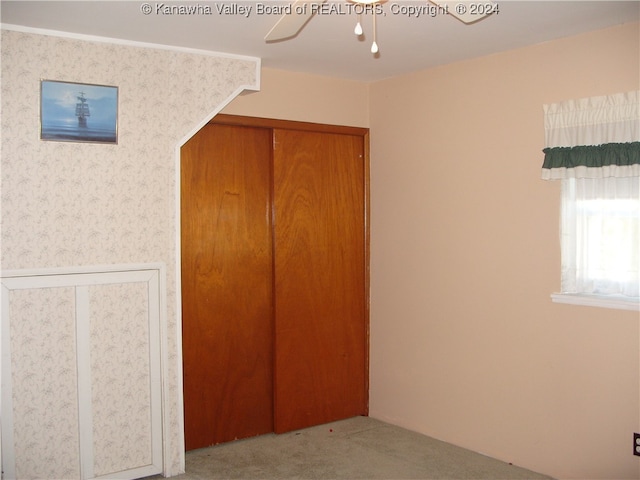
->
[542,142,640,170]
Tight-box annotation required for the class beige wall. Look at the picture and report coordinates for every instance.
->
[222,67,369,127]
[368,23,640,479]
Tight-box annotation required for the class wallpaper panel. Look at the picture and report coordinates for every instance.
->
[89,283,152,477]
[1,29,259,475]
[8,287,80,479]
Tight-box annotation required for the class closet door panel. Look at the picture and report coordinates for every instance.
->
[273,129,367,433]
[181,124,274,449]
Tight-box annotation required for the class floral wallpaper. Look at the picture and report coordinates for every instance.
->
[9,287,80,479]
[1,28,259,477]
[89,282,152,477]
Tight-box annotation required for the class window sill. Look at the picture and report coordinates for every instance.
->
[551,293,640,311]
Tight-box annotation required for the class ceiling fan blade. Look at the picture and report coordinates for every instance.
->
[429,0,496,24]
[265,0,328,42]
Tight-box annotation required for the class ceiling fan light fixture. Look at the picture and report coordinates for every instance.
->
[265,0,495,53]
[354,13,363,36]
[371,10,379,54]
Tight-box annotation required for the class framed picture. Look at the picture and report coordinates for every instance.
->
[40,80,118,144]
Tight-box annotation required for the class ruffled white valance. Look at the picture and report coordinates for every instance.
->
[541,90,640,179]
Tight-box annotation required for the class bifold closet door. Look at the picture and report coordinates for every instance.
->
[181,123,274,450]
[272,129,368,433]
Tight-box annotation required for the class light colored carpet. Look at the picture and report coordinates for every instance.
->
[151,416,554,479]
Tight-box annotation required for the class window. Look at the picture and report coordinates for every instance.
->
[542,91,640,310]
[561,176,639,300]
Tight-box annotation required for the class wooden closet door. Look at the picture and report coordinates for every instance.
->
[272,129,368,433]
[181,123,274,450]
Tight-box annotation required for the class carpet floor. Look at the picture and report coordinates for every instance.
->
[150,416,554,479]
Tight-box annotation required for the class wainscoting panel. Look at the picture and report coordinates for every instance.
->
[1,264,166,480]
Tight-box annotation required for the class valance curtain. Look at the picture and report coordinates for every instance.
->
[541,90,640,179]
[541,91,640,299]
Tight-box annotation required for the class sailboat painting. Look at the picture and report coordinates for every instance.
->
[41,80,118,144]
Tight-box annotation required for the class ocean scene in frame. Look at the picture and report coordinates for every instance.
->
[41,80,118,144]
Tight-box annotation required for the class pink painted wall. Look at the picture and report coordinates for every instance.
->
[368,23,639,479]
[222,67,369,127]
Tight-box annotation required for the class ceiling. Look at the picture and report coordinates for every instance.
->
[1,0,639,82]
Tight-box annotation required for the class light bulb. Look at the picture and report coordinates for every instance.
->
[354,21,363,36]
[370,10,378,54]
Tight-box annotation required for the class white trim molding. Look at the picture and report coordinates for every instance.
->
[1,23,261,64]
[551,293,640,311]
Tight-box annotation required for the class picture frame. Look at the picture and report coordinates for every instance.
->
[40,80,118,144]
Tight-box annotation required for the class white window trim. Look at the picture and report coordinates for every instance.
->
[551,293,639,311]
